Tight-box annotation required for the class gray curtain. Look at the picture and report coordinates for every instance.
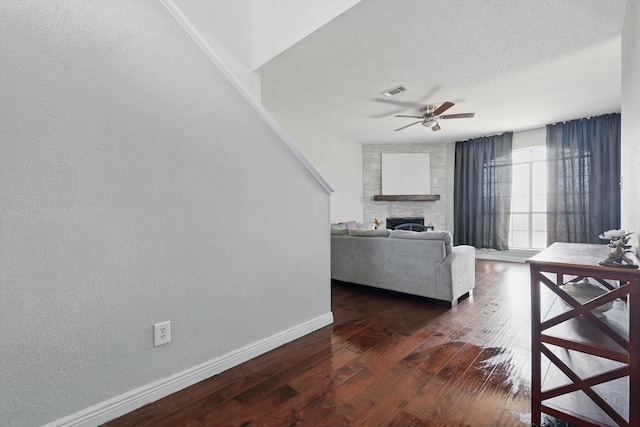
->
[546,113,621,244]
[454,132,513,250]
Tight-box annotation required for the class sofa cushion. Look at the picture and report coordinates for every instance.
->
[348,229,391,237]
[343,220,358,229]
[389,230,453,254]
[331,228,350,235]
[389,229,452,243]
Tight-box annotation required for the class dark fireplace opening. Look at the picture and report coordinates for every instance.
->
[386,217,425,230]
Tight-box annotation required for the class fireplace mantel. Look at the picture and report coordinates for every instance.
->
[373,194,440,202]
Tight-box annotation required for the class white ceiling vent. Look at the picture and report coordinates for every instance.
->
[382,86,406,97]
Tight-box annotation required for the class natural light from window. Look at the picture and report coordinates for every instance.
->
[509,146,547,250]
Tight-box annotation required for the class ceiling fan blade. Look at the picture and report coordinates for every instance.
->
[394,120,423,131]
[440,113,475,119]
[394,115,424,119]
[431,123,441,132]
[433,101,454,116]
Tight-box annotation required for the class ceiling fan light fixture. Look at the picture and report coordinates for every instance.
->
[421,118,438,128]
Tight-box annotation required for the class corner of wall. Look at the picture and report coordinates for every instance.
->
[621,0,640,233]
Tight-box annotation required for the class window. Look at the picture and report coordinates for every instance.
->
[509,147,547,249]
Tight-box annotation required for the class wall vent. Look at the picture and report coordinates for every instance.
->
[382,86,406,97]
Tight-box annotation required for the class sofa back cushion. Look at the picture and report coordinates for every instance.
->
[330,228,350,235]
[389,230,453,254]
[348,229,391,237]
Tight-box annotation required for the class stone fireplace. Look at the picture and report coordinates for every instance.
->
[386,216,424,230]
[363,143,448,231]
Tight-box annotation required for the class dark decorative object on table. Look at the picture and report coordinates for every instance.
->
[598,229,638,268]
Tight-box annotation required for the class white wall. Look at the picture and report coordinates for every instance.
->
[173,0,361,101]
[512,127,546,151]
[621,0,640,236]
[0,1,331,426]
[175,0,262,100]
[251,0,360,70]
[268,118,364,223]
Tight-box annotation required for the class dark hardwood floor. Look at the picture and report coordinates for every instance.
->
[103,260,538,427]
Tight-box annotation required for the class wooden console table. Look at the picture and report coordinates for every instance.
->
[528,242,640,427]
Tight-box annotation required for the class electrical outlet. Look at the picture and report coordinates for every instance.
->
[154,321,171,347]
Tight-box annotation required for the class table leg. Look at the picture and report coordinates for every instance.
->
[531,265,542,427]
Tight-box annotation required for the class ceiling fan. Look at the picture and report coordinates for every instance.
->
[394,102,475,132]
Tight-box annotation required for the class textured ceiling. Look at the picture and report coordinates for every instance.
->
[257,0,626,145]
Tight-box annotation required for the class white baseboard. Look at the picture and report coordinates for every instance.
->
[44,312,334,427]
[475,248,540,263]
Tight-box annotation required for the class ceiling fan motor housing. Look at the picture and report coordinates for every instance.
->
[393,101,472,132]
[420,105,437,115]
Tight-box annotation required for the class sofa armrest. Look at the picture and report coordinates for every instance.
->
[436,245,475,306]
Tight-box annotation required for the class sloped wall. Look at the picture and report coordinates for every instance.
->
[0,1,331,425]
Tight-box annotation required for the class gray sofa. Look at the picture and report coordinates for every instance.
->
[331,228,475,307]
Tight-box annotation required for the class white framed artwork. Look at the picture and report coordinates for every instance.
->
[381,153,431,195]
